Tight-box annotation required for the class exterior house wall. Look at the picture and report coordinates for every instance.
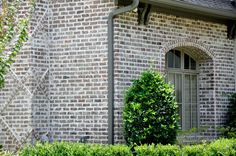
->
[113,10,235,143]
[48,0,114,143]
[234,39,236,91]
[30,0,50,142]
[0,0,49,150]
[0,0,235,150]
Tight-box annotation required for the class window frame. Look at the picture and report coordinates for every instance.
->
[166,49,200,130]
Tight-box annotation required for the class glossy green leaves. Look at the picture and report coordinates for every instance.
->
[123,70,179,145]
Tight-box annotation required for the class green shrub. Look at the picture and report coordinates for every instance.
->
[0,145,13,156]
[19,143,53,156]
[182,144,206,156]
[135,139,236,156]
[19,142,132,156]
[123,70,179,145]
[206,139,236,156]
[135,144,181,156]
[135,144,157,156]
[18,139,236,156]
[181,139,236,156]
[157,145,181,156]
[0,150,14,156]
[222,93,236,138]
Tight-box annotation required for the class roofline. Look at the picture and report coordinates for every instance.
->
[140,0,236,20]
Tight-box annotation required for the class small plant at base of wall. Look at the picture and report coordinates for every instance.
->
[221,93,236,138]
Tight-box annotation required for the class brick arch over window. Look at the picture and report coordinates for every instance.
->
[161,39,215,62]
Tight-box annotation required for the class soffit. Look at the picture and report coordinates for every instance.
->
[117,0,236,39]
[176,0,235,12]
[118,0,236,20]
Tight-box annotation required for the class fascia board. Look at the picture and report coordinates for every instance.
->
[140,0,236,20]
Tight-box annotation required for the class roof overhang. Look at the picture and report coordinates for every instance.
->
[117,0,236,39]
[142,0,236,20]
[118,0,236,20]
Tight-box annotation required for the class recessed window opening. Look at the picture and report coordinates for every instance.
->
[166,49,198,130]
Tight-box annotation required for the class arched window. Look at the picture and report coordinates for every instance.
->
[166,49,198,130]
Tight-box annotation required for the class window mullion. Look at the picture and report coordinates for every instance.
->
[181,51,185,130]
[182,73,185,130]
[173,50,176,68]
[197,74,200,129]
[190,75,192,129]
[181,51,184,70]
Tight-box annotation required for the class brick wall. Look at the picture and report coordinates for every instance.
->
[113,10,235,143]
[234,40,236,91]
[48,0,114,143]
[30,0,50,140]
[0,1,235,149]
[0,0,49,150]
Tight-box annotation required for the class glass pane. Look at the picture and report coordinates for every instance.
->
[166,49,199,131]
[184,54,189,69]
[184,75,191,130]
[174,50,181,68]
[178,103,182,129]
[184,75,191,103]
[191,75,198,128]
[175,74,182,103]
[191,75,197,103]
[190,58,196,70]
[168,73,174,85]
[183,75,198,129]
[167,51,174,68]
[184,104,191,130]
[191,103,198,128]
